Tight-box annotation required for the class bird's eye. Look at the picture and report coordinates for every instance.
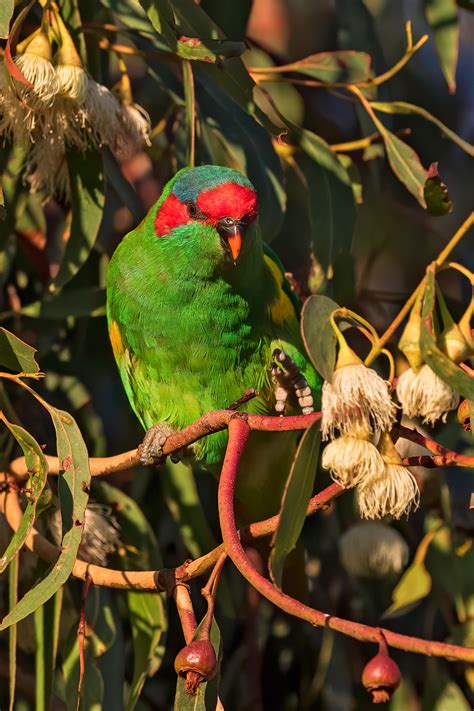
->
[187,203,198,217]
[223,217,234,226]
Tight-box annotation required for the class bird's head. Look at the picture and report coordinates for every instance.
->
[153,165,259,269]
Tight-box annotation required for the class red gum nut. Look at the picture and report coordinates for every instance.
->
[174,639,217,695]
[362,651,401,704]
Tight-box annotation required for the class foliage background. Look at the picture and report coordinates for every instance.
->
[0,0,473,709]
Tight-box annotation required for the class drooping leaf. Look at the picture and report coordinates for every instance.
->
[301,295,340,382]
[19,287,106,319]
[384,562,432,617]
[278,50,372,83]
[298,146,356,272]
[1,145,27,246]
[424,162,453,216]
[370,101,474,157]
[0,407,90,630]
[34,589,63,711]
[52,147,104,290]
[0,0,14,39]
[270,422,321,589]
[8,554,18,711]
[382,130,428,208]
[103,148,145,225]
[91,481,167,710]
[0,327,39,373]
[0,421,49,573]
[420,267,474,399]
[424,0,459,93]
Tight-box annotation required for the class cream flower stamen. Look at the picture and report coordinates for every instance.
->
[322,424,384,488]
[396,364,460,426]
[357,432,420,520]
[339,522,409,578]
[322,344,397,439]
[14,29,58,106]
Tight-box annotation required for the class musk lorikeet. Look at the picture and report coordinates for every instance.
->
[106,165,321,524]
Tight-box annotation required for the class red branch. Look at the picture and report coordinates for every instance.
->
[398,425,474,468]
[218,416,474,664]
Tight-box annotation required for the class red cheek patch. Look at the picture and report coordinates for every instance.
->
[197,182,258,222]
[154,193,190,236]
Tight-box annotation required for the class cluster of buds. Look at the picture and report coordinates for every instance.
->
[0,7,151,199]
[321,333,419,520]
[396,288,473,426]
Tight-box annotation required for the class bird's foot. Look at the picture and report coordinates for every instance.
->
[139,423,181,467]
[271,348,314,415]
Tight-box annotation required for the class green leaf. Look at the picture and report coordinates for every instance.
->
[34,589,63,711]
[424,162,453,216]
[370,101,474,157]
[52,147,104,290]
[103,148,145,225]
[420,267,474,400]
[91,481,167,709]
[19,287,106,319]
[8,554,18,711]
[382,130,428,208]
[281,50,372,83]
[298,148,355,272]
[0,0,14,39]
[0,407,91,630]
[0,327,39,373]
[174,617,222,710]
[424,0,459,93]
[0,421,48,573]
[301,295,340,382]
[270,422,321,589]
[384,561,432,617]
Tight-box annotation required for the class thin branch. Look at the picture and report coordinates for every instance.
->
[398,425,474,468]
[218,417,474,663]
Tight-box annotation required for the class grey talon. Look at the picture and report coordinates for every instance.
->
[139,423,176,467]
[271,348,314,415]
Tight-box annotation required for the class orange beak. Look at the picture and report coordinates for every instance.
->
[227,230,242,262]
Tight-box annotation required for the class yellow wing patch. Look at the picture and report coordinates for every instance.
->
[109,319,125,358]
[264,255,296,326]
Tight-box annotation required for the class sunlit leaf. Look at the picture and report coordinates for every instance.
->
[420,267,474,399]
[0,327,39,373]
[0,421,48,573]
[0,0,14,38]
[301,295,340,382]
[270,422,321,589]
[382,130,427,208]
[0,408,90,630]
[424,0,459,93]
[370,101,474,157]
[384,562,432,617]
[279,50,372,83]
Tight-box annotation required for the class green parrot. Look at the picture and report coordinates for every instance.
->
[106,165,321,525]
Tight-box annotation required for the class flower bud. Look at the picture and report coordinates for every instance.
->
[174,639,217,695]
[362,643,401,704]
[398,301,424,372]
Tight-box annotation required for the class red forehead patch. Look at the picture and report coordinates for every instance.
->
[154,193,189,236]
[197,182,258,221]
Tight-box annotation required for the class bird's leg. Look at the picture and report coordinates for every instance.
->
[139,423,183,467]
[271,348,314,415]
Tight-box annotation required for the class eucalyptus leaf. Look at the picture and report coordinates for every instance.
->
[424,0,459,93]
[0,407,90,630]
[384,562,432,617]
[270,422,321,589]
[34,589,63,711]
[280,50,372,83]
[424,162,452,216]
[0,0,14,39]
[301,295,340,382]
[0,421,48,573]
[0,327,39,373]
